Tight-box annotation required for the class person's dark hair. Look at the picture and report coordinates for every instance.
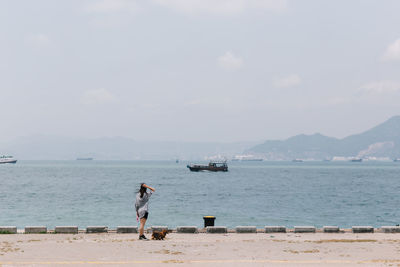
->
[139,183,147,198]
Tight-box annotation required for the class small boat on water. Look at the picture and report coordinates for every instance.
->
[76,158,93,160]
[292,159,303,162]
[241,158,263,161]
[187,161,228,172]
[394,158,400,162]
[0,156,17,164]
[350,158,362,162]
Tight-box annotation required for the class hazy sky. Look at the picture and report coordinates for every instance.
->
[1,0,400,142]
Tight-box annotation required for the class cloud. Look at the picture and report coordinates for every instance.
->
[26,33,51,47]
[83,0,141,27]
[217,51,243,71]
[273,74,301,88]
[359,81,400,94]
[84,0,139,14]
[382,38,400,61]
[83,0,287,20]
[81,89,117,105]
[151,0,287,15]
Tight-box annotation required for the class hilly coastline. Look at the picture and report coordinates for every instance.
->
[1,136,258,161]
[2,116,400,161]
[246,116,400,160]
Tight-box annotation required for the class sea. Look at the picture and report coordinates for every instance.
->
[1,160,399,229]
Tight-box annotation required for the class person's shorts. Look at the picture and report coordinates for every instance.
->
[142,212,149,219]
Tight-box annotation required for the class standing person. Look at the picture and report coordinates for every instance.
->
[135,183,155,240]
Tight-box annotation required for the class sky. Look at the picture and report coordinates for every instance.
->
[1,0,400,142]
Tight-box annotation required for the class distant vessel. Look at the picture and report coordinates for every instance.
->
[350,158,362,162]
[232,155,263,161]
[241,158,263,161]
[176,159,179,163]
[0,156,17,164]
[292,159,303,162]
[76,158,93,161]
[394,158,400,162]
[187,161,228,172]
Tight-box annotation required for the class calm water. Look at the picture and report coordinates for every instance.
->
[1,160,399,228]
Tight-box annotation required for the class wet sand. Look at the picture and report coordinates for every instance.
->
[1,233,400,266]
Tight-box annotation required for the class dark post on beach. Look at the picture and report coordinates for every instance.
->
[203,216,216,228]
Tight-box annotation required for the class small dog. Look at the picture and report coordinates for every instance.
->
[151,229,168,240]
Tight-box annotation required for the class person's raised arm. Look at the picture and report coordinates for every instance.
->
[143,184,155,192]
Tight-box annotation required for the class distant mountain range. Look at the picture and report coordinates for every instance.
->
[2,116,400,161]
[0,135,258,160]
[246,116,400,160]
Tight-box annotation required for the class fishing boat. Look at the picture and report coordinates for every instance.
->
[187,161,228,172]
[350,158,362,162]
[292,159,303,162]
[0,156,17,164]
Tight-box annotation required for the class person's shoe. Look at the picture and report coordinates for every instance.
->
[139,235,149,241]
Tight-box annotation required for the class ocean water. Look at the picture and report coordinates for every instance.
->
[1,160,400,229]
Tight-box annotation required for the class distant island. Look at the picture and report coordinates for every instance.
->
[3,116,400,161]
[246,116,400,161]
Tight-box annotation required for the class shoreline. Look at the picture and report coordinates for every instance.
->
[2,225,400,234]
[1,232,400,266]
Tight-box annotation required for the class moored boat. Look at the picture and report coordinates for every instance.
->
[0,156,17,164]
[76,158,93,160]
[292,159,303,162]
[241,158,263,161]
[187,161,228,172]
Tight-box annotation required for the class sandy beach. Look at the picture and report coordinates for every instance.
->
[1,232,400,266]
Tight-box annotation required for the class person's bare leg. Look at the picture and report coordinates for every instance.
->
[139,217,147,236]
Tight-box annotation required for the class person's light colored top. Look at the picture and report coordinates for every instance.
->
[135,191,153,218]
